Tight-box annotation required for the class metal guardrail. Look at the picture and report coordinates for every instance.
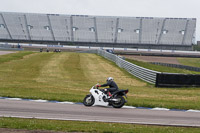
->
[82,49,160,84]
[151,62,200,72]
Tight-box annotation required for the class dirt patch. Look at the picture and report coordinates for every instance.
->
[124,55,180,64]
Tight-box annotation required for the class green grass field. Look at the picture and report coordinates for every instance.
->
[0,51,200,110]
[178,57,200,68]
[1,117,200,133]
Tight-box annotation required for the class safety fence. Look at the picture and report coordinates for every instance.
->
[80,49,160,84]
[156,73,200,87]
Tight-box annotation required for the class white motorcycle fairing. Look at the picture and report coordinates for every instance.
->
[90,86,109,106]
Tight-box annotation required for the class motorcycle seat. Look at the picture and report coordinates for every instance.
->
[112,89,129,96]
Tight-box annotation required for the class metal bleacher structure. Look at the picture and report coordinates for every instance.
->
[0,12,197,50]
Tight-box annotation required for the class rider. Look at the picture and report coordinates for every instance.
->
[96,77,119,95]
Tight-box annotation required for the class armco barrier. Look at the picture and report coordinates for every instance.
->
[96,50,160,84]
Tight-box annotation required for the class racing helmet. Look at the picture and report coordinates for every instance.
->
[107,77,114,82]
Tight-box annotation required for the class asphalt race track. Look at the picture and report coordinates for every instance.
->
[0,51,15,55]
[0,99,200,127]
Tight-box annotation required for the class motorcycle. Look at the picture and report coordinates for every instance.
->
[83,84,128,108]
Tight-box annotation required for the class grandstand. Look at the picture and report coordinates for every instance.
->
[0,12,196,50]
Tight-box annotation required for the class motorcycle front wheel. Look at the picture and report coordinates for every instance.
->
[83,95,95,106]
[111,96,125,108]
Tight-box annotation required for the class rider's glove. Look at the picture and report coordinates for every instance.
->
[96,85,101,87]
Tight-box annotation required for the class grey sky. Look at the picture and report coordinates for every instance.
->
[0,0,199,42]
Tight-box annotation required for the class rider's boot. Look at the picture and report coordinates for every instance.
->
[107,91,112,99]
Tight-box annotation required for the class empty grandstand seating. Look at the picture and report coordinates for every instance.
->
[117,17,140,43]
[141,18,163,44]
[1,13,27,40]
[48,15,71,41]
[0,15,9,39]
[0,12,196,50]
[96,16,116,43]
[159,18,187,45]
[72,15,96,42]
[26,13,53,41]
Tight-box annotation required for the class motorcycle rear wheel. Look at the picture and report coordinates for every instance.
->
[83,95,95,106]
[111,96,125,108]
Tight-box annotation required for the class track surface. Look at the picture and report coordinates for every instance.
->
[0,99,200,127]
[124,55,180,64]
[0,51,15,55]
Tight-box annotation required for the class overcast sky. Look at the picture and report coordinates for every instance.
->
[0,0,199,42]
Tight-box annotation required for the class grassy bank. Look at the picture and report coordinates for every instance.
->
[0,117,199,133]
[0,51,34,64]
[178,58,200,68]
[0,52,200,110]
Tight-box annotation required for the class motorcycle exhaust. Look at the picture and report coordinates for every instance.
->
[108,98,119,102]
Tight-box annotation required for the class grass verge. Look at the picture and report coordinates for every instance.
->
[0,117,200,133]
[178,57,200,68]
[0,51,34,64]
